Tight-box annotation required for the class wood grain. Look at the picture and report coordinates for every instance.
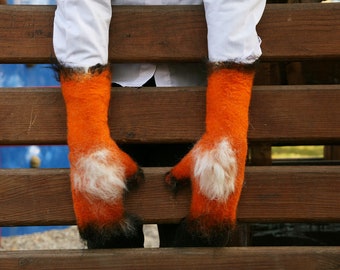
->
[0,4,339,63]
[0,3,339,269]
[1,247,339,270]
[1,85,339,145]
[1,166,339,226]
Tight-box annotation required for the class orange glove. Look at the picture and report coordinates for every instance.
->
[60,65,144,248]
[166,64,255,246]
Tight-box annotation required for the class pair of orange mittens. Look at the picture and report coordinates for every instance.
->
[60,64,254,248]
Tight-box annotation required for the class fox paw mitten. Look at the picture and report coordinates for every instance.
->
[166,64,255,246]
[53,0,145,248]
[60,65,144,248]
[163,0,265,247]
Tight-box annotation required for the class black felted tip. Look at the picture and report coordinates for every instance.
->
[173,217,232,247]
[126,167,144,191]
[164,171,190,194]
[79,214,144,249]
[207,60,259,75]
[51,61,110,82]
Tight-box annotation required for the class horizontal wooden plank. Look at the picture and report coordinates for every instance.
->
[249,85,340,143]
[1,247,340,270]
[1,166,339,226]
[0,85,340,145]
[0,4,339,63]
[259,3,340,60]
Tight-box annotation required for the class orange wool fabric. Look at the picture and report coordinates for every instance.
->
[61,68,138,229]
[169,68,254,229]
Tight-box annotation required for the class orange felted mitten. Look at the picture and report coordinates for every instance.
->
[60,65,144,248]
[165,64,255,246]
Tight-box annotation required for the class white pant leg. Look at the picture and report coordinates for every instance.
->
[203,0,266,64]
[53,0,112,69]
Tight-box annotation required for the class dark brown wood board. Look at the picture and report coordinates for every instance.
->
[1,85,339,145]
[1,166,339,226]
[1,247,340,270]
[0,4,339,63]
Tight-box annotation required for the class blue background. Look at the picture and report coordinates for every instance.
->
[1,0,70,236]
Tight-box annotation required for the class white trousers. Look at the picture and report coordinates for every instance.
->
[53,0,266,86]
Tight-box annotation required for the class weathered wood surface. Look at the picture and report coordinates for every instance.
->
[0,85,339,145]
[0,3,339,270]
[1,247,340,270]
[0,4,340,63]
[1,166,339,226]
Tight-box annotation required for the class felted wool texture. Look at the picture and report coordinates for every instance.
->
[174,217,231,247]
[60,67,139,232]
[193,138,237,202]
[80,214,144,249]
[167,67,254,231]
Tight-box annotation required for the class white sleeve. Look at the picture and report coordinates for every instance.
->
[53,0,112,68]
[203,0,266,64]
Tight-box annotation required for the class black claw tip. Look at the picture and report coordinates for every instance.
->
[126,167,144,191]
[165,172,190,194]
[164,172,180,194]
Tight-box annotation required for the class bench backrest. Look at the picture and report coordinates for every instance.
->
[0,3,340,270]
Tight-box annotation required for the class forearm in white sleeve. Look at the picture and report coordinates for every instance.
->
[203,0,266,64]
[53,0,112,69]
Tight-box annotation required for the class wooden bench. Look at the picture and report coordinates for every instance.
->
[1,2,340,269]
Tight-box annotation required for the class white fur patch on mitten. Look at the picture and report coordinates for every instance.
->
[193,139,237,202]
[72,149,127,203]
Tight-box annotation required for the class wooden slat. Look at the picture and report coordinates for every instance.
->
[1,247,340,270]
[259,3,340,60]
[249,85,340,143]
[0,4,340,63]
[1,85,340,145]
[1,166,339,226]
